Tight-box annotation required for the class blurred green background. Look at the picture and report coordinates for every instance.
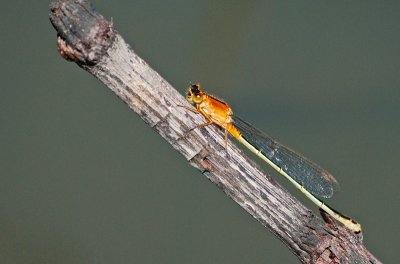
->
[1,1,398,263]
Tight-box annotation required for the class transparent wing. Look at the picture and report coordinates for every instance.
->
[232,116,339,198]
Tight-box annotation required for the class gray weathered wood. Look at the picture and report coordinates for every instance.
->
[49,1,380,263]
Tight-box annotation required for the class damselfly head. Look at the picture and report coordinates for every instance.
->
[186,83,204,104]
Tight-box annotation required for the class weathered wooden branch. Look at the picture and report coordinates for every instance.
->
[49,1,380,263]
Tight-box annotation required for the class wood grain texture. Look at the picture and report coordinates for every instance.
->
[49,1,380,263]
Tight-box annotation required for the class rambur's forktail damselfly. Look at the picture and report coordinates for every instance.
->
[184,84,361,233]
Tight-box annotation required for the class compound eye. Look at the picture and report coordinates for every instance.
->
[191,84,200,91]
